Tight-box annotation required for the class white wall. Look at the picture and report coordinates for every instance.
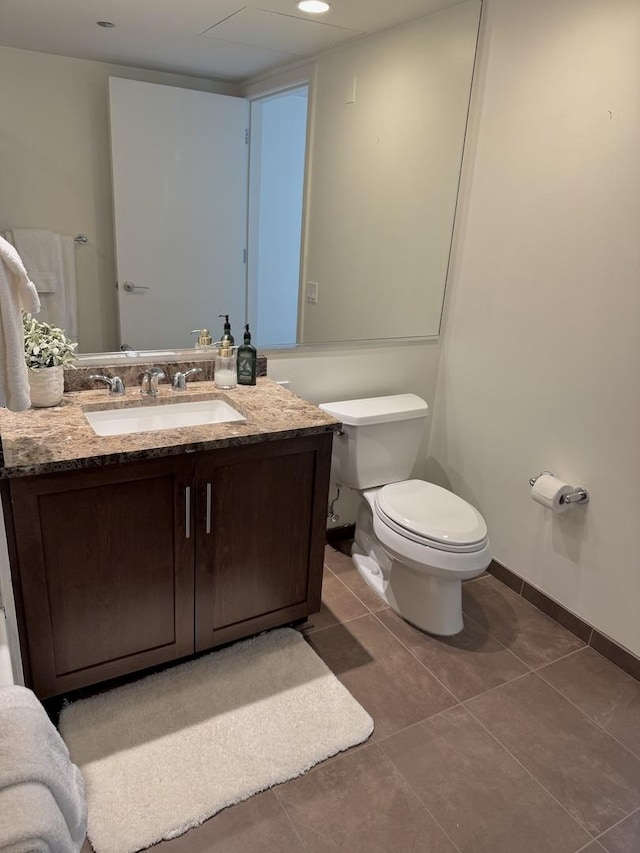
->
[428,0,640,656]
[0,46,236,353]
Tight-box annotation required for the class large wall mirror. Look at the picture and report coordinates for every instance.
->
[0,0,481,355]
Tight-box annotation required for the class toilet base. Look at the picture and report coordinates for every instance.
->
[352,550,465,636]
[350,490,489,636]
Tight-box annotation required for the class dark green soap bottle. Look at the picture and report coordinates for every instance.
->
[237,323,257,386]
[218,314,234,346]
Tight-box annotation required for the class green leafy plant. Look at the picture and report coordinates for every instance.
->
[23,313,78,370]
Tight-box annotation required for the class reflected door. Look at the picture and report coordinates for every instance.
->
[109,78,249,350]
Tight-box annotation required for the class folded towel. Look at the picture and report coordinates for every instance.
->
[0,686,87,852]
[0,236,41,411]
[0,783,81,853]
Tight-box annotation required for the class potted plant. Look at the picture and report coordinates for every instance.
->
[23,313,78,407]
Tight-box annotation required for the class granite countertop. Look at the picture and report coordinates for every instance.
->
[0,378,340,478]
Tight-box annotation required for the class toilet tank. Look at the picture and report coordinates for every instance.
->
[319,395,429,490]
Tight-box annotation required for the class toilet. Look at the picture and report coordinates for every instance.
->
[319,394,491,636]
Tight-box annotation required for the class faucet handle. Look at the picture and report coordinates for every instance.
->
[172,367,203,391]
[89,374,125,395]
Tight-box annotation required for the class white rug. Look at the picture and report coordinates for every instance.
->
[58,628,373,853]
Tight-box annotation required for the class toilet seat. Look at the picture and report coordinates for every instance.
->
[374,479,488,554]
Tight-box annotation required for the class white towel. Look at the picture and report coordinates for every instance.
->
[60,235,78,340]
[0,686,87,852]
[11,229,63,294]
[0,236,41,411]
[4,230,78,339]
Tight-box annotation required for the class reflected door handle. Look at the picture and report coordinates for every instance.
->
[122,280,150,293]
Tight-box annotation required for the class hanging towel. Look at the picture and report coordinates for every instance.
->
[0,236,41,411]
[0,686,87,852]
[11,229,63,293]
[4,230,78,340]
[60,234,78,340]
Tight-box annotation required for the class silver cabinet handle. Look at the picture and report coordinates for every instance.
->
[122,280,150,293]
[206,482,212,534]
[185,486,191,539]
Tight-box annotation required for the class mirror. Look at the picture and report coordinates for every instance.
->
[0,0,481,355]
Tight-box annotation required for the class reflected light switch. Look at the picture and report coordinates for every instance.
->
[306,281,318,304]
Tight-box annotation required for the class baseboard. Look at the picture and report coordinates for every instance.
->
[487,560,640,682]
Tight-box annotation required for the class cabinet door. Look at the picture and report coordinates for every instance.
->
[195,434,331,651]
[9,456,195,698]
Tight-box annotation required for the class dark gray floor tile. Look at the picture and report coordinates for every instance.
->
[539,648,640,757]
[275,743,459,852]
[578,845,607,853]
[306,614,455,740]
[462,576,585,667]
[467,674,640,835]
[380,704,590,853]
[377,607,529,701]
[598,809,640,853]
[300,569,369,634]
[324,545,389,613]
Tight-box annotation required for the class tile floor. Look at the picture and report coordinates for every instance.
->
[82,545,640,853]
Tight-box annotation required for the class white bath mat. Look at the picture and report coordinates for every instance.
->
[59,628,373,853]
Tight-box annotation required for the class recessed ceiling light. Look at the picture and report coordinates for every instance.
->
[296,1,331,13]
[96,21,116,28]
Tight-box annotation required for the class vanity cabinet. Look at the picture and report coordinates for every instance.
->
[6,433,331,699]
[8,456,195,698]
[194,437,328,651]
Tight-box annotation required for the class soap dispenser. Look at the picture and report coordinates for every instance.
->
[214,340,237,389]
[218,314,234,346]
[190,329,213,349]
[237,323,257,386]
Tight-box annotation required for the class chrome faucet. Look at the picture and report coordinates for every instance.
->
[172,367,203,391]
[89,374,125,395]
[140,367,165,397]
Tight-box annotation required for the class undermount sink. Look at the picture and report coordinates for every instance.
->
[84,398,246,436]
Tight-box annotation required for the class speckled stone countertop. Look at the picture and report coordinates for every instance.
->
[0,379,340,478]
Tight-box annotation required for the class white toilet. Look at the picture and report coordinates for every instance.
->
[319,394,491,636]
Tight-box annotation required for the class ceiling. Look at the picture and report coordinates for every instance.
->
[0,0,468,82]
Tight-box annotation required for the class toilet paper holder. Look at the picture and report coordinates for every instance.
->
[529,471,590,506]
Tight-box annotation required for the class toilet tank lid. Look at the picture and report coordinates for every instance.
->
[319,394,428,426]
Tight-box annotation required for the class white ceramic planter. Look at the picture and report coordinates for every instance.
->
[28,365,64,407]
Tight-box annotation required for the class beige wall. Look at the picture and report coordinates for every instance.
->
[0,46,236,352]
[428,0,640,655]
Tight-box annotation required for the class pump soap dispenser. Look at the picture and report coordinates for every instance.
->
[190,329,213,349]
[237,323,257,386]
[218,314,234,346]
[214,339,237,389]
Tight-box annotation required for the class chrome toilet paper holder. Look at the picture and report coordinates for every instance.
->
[529,471,590,506]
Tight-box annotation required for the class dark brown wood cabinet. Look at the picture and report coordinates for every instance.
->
[5,433,332,699]
[194,436,329,651]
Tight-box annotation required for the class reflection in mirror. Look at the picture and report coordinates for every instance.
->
[299,0,480,346]
[0,0,481,356]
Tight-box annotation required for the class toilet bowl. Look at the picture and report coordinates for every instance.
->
[319,395,491,636]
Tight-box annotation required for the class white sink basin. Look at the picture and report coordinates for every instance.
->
[84,399,246,436]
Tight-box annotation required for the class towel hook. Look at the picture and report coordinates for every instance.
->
[74,233,88,245]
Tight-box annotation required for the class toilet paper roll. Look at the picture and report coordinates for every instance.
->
[531,474,573,513]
